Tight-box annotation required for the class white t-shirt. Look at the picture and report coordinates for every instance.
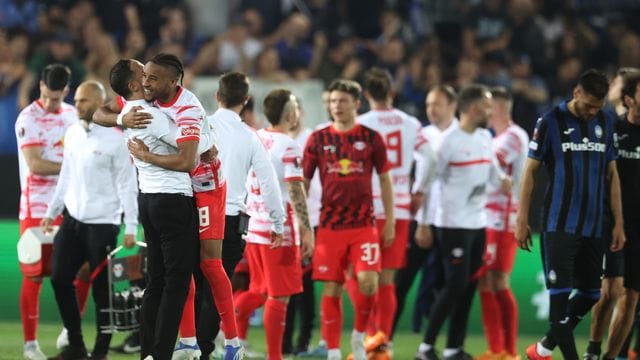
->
[433,127,503,229]
[15,100,77,219]
[358,108,435,220]
[486,124,529,232]
[246,129,304,246]
[123,100,192,196]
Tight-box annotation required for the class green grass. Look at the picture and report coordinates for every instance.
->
[0,320,590,359]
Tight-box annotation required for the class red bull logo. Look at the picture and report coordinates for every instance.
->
[327,158,364,175]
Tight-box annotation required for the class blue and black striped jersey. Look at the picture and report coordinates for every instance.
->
[528,101,617,238]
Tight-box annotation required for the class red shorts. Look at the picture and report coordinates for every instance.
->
[376,219,410,269]
[246,243,302,297]
[484,229,517,273]
[20,216,62,235]
[194,184,226,240]
[313,226,381,283]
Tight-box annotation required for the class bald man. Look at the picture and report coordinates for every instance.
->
[42,80,139,360]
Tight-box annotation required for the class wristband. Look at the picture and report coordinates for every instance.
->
[116,113,124,127]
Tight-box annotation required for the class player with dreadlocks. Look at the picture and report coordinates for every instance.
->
[95,54,243,360]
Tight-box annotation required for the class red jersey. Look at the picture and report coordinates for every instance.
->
[302,123,389,230]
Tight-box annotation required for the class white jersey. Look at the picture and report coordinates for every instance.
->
[358,109,433,220]
[486,124,529,232]
[15,100,77,219]
[123,100,192,195]
[433,127,503,229]
[246,129,304,246]
[416,120,459,224]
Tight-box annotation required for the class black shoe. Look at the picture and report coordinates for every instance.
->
[415,348,440,360]
[88,354,107,360]
[48,345,88,360]
[444,351,473,360]
[109,332,140,354]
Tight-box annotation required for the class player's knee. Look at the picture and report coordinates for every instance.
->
[493,272,510,291]
[269,295,290,304]
[357,272,379,296]
[620,290,640,311]
[322,281,343,297]
[379,269,396,285]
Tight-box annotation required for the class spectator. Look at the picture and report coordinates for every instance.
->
[509,55,549,135]
[272,13,315,77]
[0,0,41,35]
[18,31,86,109]
[462,0,511,62]
[254,47,290,82]
[314,33,361,87]
[121,29,147,61]
[0,29,30,97]
[455,57,480,89]
[508,0,546,74]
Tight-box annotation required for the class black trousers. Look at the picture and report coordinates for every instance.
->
[283,268,315,353]
[195,214,246,358]
[423,227,485,349]
[391,222,443,338]
[139,193,198,360]
[50,214,119,356]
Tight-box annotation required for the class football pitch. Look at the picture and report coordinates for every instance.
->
[0,321,590,359]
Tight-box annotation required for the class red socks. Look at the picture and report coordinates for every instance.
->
[179,277,196,338]
[74,279,91,315]
[354,290,375,333]
[321,295,343,350]
[496,288,518,355]
[234,291,266,340]
[480,290,504,354]
[376,284,396,337]
[264,299,287,360]
[20,277,42,341]
[201,259,238,339]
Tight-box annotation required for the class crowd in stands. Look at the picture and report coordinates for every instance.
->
[1,0,639,154]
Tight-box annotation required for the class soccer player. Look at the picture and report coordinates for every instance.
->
[42,80,139,360]
[357,67,436,345]
[234,89,314,360]
[302,79,394,360]
[392,85,458,338]
[14,64,82,360]
[585,72,640,360]
[516,69,625,360]
[475,87,529,360]
[108,58,202,360]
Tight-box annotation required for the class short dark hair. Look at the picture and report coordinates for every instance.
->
[263,89,293,126]
[240,96,254,117]
[149,53,184,82]
[428,84,457,103]
[458,84,491,113]
[364,67,392,101]
[578,69,609,100]
[490,86,512,102]
[328,79,362,101]
[218,72,249,107]
[621,73,640,110]
[41,64,71,91]
[109,59,134,99]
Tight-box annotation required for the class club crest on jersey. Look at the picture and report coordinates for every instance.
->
[595,125,603,139]
[327,158,364,175]
[323,145,336,153]
[354,141,366,151]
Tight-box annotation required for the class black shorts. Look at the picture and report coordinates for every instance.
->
[623,221,640,291]
[540,231,603,290]
[603,222,625,278]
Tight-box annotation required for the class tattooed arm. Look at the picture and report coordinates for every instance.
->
[287,180,314,259]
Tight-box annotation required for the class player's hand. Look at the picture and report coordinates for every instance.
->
[127,137,150,161]
[414,224,433,249]
[299,227,315,260]
[123,234,136,249]
[123,106,152,129]
[410,192,425,216]
[383,219,395,248]
[40,217,54,234]
[500,176,513,195]
[515,221,533,252]
[610,223,626,252]
[270,231,284,248]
